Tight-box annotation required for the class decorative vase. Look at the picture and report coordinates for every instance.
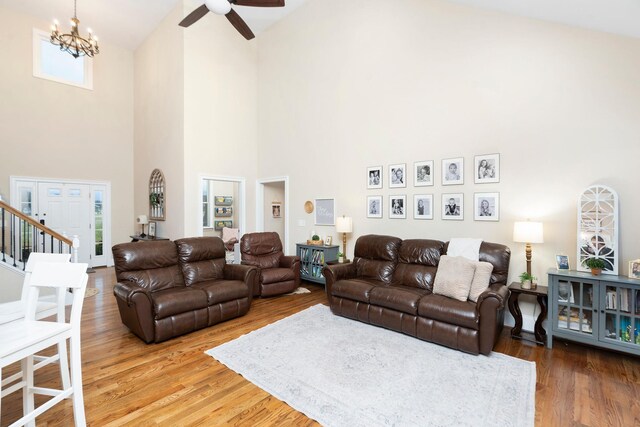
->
[590,268,602,276]
[521,280,531,290]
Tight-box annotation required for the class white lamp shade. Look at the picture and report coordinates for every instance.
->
[136,215,149,225]
[513,221,544,243]
[336,216,353,233]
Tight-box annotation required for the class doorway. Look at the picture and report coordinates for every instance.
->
[256,177,289,254]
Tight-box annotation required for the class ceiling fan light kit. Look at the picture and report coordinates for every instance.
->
[204,0,232,15]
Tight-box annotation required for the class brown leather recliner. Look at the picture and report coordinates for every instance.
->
[240,232,300,297]
[112,237,257,343]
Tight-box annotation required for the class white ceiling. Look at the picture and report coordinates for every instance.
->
[0,0,639,51]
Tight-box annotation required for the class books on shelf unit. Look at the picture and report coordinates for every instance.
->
[296,243,339,285]
[605,288,632,312]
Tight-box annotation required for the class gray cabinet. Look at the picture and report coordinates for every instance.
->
[548,269,640,355]
[296,244,339,285]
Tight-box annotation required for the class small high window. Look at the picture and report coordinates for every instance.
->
[32,29,93,90]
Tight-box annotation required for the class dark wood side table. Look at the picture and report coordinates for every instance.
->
[130,235,169,242]
[507,282,548,345]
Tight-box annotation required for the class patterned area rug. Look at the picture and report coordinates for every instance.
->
[206,304,535,427]
[84,288,99,298]
[285,287,311,295]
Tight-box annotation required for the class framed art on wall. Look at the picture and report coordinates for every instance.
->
[414,194,433,220]
[215,207,233,217]
[414,160,434,187]
[389,195,406,219]
[475,153,500,184]
[214,220,233,230]
[315,198,335,225]
[367,166,383,189]
[214,196,233,206]
[442,193,463,220]
[389,163,406,188]
[367,196,383,218]
[474,192,499,221]
[442,158,463,185]
[272,203,281,218]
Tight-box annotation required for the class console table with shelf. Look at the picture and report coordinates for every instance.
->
[547,269,640,355]
[296,244,339,285]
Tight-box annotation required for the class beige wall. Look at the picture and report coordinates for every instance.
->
[0,6,134,247]
[263,181,285,242]
[133,3,185,240]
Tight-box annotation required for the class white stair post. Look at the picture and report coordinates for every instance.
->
[72,235,80,263]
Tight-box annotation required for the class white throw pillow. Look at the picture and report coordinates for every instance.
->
[468,261,494,303]
[222,227,239,242]
[433,256,476,302]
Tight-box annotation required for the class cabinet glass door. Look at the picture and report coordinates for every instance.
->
[556,280,593,335]
[601,284,640,347]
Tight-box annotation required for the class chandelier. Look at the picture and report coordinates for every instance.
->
[50,0,99,58]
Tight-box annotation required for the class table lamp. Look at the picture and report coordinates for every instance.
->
[335,215,353,262]
[137,215,149,237]
[513,221,544,277]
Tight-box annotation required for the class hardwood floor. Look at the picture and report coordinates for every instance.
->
[2,268,639,426]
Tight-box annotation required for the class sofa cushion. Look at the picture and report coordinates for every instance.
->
[393,239,445,290]
[332,279,380,303]
[193,279,249,305]
[261,267,295,285]
[240,232,283,269]
[112,240,184,292]
[432,256,476,301]
[353,235,401,284]
[469,262,494,302]
[152,288,208,319]
[418,294,479,330]
[369,285,430,315]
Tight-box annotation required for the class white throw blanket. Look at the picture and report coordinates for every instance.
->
[448,238,483,261]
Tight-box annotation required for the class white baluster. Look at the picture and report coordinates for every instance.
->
[72,235,80,263]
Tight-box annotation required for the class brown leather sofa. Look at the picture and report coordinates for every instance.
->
[240,232,301,297]
[323,235,511,355]
[112,237,257,343]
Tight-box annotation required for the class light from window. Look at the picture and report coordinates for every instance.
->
[33,29,93,89]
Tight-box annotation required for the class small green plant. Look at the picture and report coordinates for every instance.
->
[582,257,605,270]
[337,252,344,258]
[311,234,320,241]
[519,272,536,283]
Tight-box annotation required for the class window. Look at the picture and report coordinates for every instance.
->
[33,29,93,90]
[94,190,104,256]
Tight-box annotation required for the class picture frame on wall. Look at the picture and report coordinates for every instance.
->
[629,259,640,279]
[556,255,570,270]
[414,194,433,220]
[414,160,434,187]
[442,157,464,185]
[214,196,233,206]
[214,220,233,230]
[367,166,383,189]
[215,207,233,217]
[389,163,407,188]
[474,153,500,184]
[474,192,499,221]
[272,203,281,218]
[367,196,383,218]
[389,195,406,219]
[148,221,156,238]
[442,193,463,220]
[315,198,335,225]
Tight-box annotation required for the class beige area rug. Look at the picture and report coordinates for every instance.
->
[207,304,535,427]
[285,287,311,295]
[84,288,99,298]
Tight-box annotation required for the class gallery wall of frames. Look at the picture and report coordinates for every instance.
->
[366,154,500,222]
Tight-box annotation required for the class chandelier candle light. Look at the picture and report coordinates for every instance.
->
[50,0,99,58]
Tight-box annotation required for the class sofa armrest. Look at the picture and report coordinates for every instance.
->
[476,283,510,355]
[113,281,155,343]
[476,283,509,309]
[279,255,300,269]
[224,264,259,300]
[322,263,357,305]
[113,281,151,305]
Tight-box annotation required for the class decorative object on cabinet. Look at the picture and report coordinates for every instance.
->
[215,207,233,217]
[304,200,314,214]
[136,214,148,237]
[388,163,406,188]
[413,161,434,187]
[629,260,640,279]
[513,221,544,277]
[367,196,382,218]
[413,194,433,220]
[556,255,570,270]
[474,192,499,221]
[307,234,323,246]
[389,195,406,219]
[474,153,500,184]
[214,195,233,206]
[324,236,332,245]
[314,198,335,226]
[148,221,156,238]
[335,216,352,263]
[272,203,281,218]
[583,257,606,276]
[149,169,166,221]
[508,282,547,345]
[442,193,463,220]
[577,185,618,275]
[547,269,640,355]
[296,243,339,285]
[442,157,463,185]
[519,272,537,290]
[367,166,382,189]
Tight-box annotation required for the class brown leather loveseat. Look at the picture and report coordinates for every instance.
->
[323,235,511,355]
[112,237,257,343]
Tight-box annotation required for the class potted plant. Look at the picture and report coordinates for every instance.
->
[519,272,537,290]
[337,252,344,263]
[583,257,606,276]
[307,234,323,246]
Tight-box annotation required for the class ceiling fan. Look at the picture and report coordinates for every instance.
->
[179,0,285,40]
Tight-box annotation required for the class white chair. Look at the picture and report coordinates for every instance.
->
[0,262,88,427]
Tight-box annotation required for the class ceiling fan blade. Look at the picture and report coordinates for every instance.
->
[226,9,255,40]
[179,4,210,27]
[233,0,285,6]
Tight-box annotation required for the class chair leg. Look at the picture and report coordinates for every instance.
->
[23,356,36,427]
[70,334,86,426]
[57,340,71,390]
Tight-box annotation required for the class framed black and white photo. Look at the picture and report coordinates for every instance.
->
[442,193,463,220]
[389,163,406,188]
[389,195,406,219]
[414,194,433,220]
[272,203,281,218]
[474,153,500,184]
[367,196,383,218]
[442,157,464,185]
[367,166,382,189]
[314,198,335,225]
[556,255,570,270]
[414,160,434,187]
[325,236,332,246]
[629,259,640,279]
[148,221,156,238]
[474,192,499,221]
